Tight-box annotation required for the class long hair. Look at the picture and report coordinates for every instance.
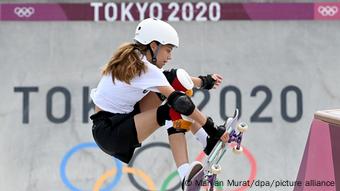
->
[101,42,148,84]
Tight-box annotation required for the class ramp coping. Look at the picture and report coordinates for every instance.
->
[314,109,340,126]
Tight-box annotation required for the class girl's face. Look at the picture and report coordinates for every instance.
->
[156,44,173,68]
[150,42,174,68]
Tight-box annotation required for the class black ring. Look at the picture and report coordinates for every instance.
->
[127,142,181,191]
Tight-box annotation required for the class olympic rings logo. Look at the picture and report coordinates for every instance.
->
[60,142,257,191]
[14,7,35,18]
[318,6,338,17]
[60,142,179,191]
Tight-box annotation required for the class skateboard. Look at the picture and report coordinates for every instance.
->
[186,109,248,191]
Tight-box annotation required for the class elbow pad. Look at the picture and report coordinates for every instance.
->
[167,91,195,116]
[164,68,194,96]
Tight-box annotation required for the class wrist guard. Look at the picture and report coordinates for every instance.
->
[199,74,216,90]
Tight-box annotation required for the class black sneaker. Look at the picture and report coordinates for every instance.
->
[203,117,232,155]
[203,136,219,155]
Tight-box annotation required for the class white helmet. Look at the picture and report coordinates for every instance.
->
[134,18,179,47]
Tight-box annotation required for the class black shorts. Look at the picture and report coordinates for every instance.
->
[90,105,141,163]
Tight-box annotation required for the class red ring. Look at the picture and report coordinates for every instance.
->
[194,143,257,191]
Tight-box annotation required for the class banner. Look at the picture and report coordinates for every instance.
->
[0,2,340,21]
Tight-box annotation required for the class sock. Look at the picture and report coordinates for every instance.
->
[194,128,208,148]
[177,163,190,180]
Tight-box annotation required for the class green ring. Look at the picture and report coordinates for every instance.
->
[215,178,224,189]
[160,171,179,191]
[160,170,224,190]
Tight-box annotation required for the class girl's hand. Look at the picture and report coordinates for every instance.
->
[211,74,223,89]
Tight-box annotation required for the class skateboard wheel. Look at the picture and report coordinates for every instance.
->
[211,164,221,174]
[237,122,248,132]
[232,145,243,154]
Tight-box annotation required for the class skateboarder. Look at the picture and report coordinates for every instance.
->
[89,18,229,190]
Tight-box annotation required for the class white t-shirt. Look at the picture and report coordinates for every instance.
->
[90,57,170,114]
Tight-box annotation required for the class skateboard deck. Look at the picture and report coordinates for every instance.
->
[204,109,241,173]
[186,109,248,191]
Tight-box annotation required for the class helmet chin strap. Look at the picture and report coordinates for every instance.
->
[148,42,161,65]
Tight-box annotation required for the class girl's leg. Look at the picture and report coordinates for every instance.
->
[168,133,189,167]
[134,92,199,182]
[169,132,200,184]
[134,92,162,143]
[190,121,201,134]
[191,122,208,149]
[138,92,162,112]
[134,109,161,143]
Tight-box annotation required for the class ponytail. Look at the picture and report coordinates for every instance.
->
[101,42,148,84]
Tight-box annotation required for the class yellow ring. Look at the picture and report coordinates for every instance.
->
[92,167,117,191]
[93,166,156,191]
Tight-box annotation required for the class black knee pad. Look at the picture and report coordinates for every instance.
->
[156,104,170,126]
[167,91,195,116]
[167,127,187,136]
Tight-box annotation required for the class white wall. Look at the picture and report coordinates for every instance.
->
[1,16,339,191]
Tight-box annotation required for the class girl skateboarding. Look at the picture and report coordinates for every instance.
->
[90,18,228,190]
